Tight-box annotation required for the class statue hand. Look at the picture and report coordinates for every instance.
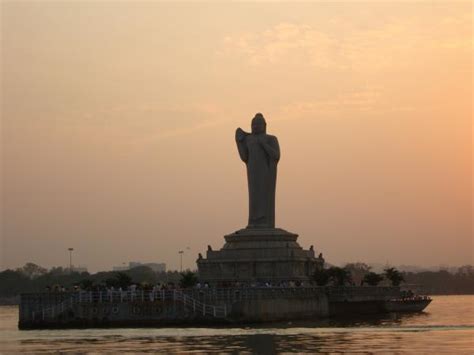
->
[236,127,248,142]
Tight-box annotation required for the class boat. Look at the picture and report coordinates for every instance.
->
[384,296,432,312]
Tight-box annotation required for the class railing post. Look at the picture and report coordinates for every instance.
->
[99,291,102,303]
[193,300,196,312]
[224,304,227,317]
[213,306,216,317]
[203,304,205,316]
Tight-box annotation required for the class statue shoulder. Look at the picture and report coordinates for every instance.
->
[266,134,279,144]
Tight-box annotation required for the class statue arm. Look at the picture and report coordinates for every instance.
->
[235,128,249,162]
[260,136,280,162]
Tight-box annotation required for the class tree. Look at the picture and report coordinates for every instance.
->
[79,279,94,290]
[344,262,371,285]
[457,265,474,276]
[114,272,132,289]
[327,267,352,286]
[179,271,198,288]
[0,269,30,297]
[105,277,119,288]
[362,272,384,286]
[384,267,404,286]
[126,266,158,284]
[16,263,47,279]
[312,268,330,286]
[48,266,68,276]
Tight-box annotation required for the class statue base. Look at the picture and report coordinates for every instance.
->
[197,228,324,285]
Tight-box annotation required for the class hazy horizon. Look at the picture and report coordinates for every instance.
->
[1,1,472,272]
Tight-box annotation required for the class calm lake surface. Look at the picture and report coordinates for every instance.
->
[1,295,473,353]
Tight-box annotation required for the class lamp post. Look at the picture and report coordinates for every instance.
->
[68,248,74,273]
[178,250,184,272]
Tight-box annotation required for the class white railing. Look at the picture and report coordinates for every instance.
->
[33,289,227,321]
[174,290,227,318]
[33,296,74,322]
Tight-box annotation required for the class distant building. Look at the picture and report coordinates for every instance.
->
[72,265,88,273]
[113,262,166,273]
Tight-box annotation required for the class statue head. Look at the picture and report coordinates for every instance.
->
[251,113,266,134]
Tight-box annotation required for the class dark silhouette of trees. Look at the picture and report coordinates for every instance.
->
[384,267,404,286]
[0,269,30,297]
[179,271,198,288]
[79,279,94,290]
[115,272,133,288]
[344,263,371,285]
[104,273,132,289]
[16,263,47,279]
[312,268,330,286]
[362,272,384,286]
[402,267,474,294]
[1,262,474,302]
[327,267,352,286]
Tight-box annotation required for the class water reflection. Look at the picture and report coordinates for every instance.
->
[15,329,473,354]
[2,296,474,353]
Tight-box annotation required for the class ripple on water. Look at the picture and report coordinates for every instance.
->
[1,295,473,353]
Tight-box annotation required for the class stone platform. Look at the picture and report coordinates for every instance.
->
[197,228,324,285]
[19,287,409,329]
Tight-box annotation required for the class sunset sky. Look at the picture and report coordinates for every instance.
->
[1,1,472,272]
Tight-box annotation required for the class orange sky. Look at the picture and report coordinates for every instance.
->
[1,1,472,271]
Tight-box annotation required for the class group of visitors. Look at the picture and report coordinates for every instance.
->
[214,280,309,288]
[44,280,317,293]
[44,282,181,293]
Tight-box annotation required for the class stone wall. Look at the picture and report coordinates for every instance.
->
[19,287,402,329]
[229,289,329,322]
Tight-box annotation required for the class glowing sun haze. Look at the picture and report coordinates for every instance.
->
[1,1,472,271]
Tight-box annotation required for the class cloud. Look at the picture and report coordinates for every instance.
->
[276,88,385,121]
[217,16,472,71]
[219,23,335,68]
[50,102,230,152]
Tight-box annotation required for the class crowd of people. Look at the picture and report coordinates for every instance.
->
[211,280,310,288]
[44,280,316,293]
[45,282,182,293]
[44,280,419,294]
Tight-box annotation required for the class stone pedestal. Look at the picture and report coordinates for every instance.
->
[197,228,324,285]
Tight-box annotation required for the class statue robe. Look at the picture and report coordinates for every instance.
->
[236,133,280,228]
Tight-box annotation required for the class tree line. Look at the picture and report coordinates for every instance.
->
[321,263,474,294]
[0,263,191,299]
[0,262,473,302]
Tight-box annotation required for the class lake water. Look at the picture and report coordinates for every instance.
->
[1,295,473,353]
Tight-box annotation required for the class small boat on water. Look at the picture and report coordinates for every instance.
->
[384,296,432,312]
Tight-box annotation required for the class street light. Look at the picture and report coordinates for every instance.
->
[178,250,184,272]
[68,248,74,272]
